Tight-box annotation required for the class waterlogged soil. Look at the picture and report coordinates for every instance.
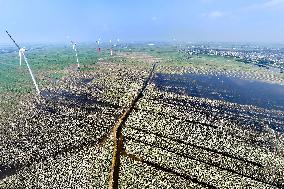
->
[155,73,284,112]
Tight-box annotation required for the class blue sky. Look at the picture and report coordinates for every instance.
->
[1,0,284,43]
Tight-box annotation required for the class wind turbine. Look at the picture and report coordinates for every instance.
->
[70,40,80,69]
[96,38,101,56]
[109,39,113,56]
[5,30,40,95]
[116,38,120,53]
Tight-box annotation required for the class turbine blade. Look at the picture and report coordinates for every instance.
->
[5,30,21,50]
[22,53,40,94]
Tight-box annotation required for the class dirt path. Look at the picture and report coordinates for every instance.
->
[108,63,157,189]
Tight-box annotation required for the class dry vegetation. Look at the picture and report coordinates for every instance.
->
[1,50,283,188]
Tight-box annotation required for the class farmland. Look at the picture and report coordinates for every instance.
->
[0,43,284,188]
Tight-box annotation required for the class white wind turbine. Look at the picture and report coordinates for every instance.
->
[117,38,120,46]
[96,38,101,56]
[6,30,40,95]
[116,38,120,53]
[70,40,80,69]
[109,39,113,56]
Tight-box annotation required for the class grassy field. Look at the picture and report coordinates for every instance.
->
[126,44,284,84]
[1,43,283,95]
[0,44,105,129]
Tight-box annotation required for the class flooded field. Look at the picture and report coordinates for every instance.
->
[155,73,284,112]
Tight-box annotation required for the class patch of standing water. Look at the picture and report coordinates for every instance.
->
[155,73,284,112]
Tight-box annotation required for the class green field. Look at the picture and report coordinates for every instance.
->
[1,43,283,95]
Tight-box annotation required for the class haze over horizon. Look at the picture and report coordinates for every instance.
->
[1,0,284,44]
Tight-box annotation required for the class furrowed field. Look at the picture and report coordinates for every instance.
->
[0,43,283,188]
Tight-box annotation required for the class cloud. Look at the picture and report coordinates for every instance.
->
[151,16,158,21]
[246,0,284,10]
[262,0,284,8]
[199,0,213,3]
[202,11,225,18]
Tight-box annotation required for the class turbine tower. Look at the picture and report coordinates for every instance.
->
[96,38,101,56]
[110,39,113,56]
[6,30,40,95]
[18,48,26,66]
[116,38,120,53]
[70,41,80,69]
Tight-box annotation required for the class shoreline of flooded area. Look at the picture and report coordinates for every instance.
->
[154,73,284,112]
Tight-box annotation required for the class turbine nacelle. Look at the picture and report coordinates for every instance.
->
[71,41,77,50]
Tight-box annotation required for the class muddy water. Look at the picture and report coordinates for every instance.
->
[155,73,284,112]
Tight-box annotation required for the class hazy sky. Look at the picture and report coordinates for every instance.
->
[1,0,284,44]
